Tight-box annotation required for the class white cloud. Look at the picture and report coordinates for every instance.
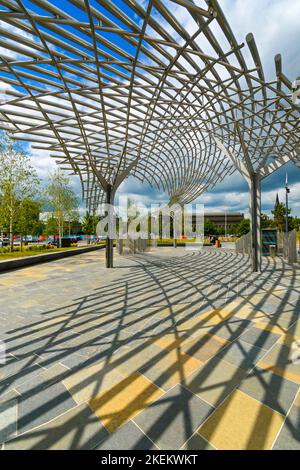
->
[29,145,57,180]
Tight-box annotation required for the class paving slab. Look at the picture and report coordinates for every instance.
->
[238,367,299,415]
[4,403,108,450]
[238,326,281,350]
[0,398,17,443]
[181,433,215,450]
[273,391,300,449]
[0,248,299,450]
[89,372,164,432]
[216,339,266,372]
[198,389,285,450]
[139,349,202,391]
[63,361,125,404]
[258,343,300,384]
[185,356,247,407]
[95,420,157,450]
[134,384,213,450]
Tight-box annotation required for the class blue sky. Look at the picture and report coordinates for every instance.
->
[15,0,299,217]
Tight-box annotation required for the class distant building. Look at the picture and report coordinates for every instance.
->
[186,212,244,229]
[204,212,244,228]
[161,211,244,229]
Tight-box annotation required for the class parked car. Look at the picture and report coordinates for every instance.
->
[0,237,9,248]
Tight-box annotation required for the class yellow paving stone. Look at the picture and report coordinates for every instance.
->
[287,321,300,338]
[238,310,270,322]
[114,343,165,375]
[222,301,266,322]
[198,308,234,324]
[37,315,70,328]
[151,304,186,316]
[176,316,211,334]
[294,390,300,407]
[140,349,202,390]
[254,321,288,336]
[182,334,229,363]
[39,363,69,381]
[89,371,163,432]
[258,363,300,384]
[153,330,228,359]
[278,333,300,347]
[198,389,285,450]
[257,343,300,384]
[151,332,189,350]
[63,361,125,404]
[176,308,234,337]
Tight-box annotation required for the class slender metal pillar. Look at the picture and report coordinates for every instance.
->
[249,173,261,272]
[172,211,177,247]
[106,184,114,268]
[285,175,290,236]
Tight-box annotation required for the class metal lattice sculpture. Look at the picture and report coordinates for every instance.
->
[0,0,299,268]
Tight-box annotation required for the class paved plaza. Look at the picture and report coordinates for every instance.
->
[0,247,299,450]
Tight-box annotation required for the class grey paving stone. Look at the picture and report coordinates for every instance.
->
[0,358,42,393]
[216,339,266,372]
[209,316,252,341]
[16,364,69,392]
[0,356,41,383]
[58,352,92,370]
[181,433,215,450]
[4,403,108,450]
[17,381,77,434]
[134,384,213,450]
[8,337,52,358]
[239,367,299,415]
[95,420,157,450]
[238,327,280,350]
[0,398,17,443]
[34,349,76,369]
[0,389,20,403]
[186,357,247,407]
[273,393,300,449]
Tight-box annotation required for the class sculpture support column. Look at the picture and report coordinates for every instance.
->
[106,184,114,268]
[249,173,261,272]
[172,211,177,248]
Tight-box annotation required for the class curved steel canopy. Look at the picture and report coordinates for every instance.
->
[0,0,299,210]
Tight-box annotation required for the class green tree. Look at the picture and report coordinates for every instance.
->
[17,198,42,250]
[261,213,275,229]
[204,219,218,236]
[230,223,238,235]
[0,132,40,251]
[272,202,290,232]
[45,216,58,237]
[65,208,80,237]
[236,218,250,236]
[45,169,78,247]
[82,212,98,244]
[290,216,300,231]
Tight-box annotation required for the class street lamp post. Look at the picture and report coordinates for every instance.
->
[285,173,290,236]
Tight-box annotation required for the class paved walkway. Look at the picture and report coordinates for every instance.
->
[0,247,299,450]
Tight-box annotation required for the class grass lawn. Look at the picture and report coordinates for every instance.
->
[0,244,105,261]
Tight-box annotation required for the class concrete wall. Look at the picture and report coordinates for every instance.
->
[0,245,106,273]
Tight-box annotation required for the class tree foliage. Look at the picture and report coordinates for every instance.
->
[0,132,40,250]
[234,219,250,236]
[45,169,78,245]
[271,201,291,232]
[17,198,43,249]
[82,212,98,236]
